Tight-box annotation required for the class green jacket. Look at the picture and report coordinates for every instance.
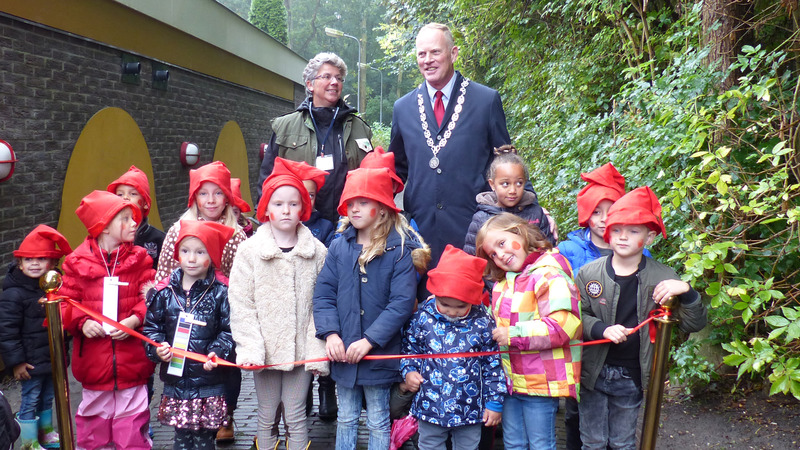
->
[576,255,707,391]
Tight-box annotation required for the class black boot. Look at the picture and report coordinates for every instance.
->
[317,375,338,422]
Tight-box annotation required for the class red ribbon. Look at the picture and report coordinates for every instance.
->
[63,297,671,370]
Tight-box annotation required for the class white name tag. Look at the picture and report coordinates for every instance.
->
[102,276,128,333]
[355,138,373,152]
[315,154,334,171]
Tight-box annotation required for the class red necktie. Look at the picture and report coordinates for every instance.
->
[434,91,445,127]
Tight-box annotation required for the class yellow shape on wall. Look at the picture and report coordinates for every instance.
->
[57,107,163,248]
[213,121,254,213]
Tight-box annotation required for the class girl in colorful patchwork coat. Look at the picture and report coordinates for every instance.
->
[476,213,582,450]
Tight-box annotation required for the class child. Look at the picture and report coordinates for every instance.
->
[401,244,506,449]
[313,167,429,450]
[228,158,329,449]
[464,145,553,256]
[156,161,246,282]
[230,178,254,238]
[143,220,235,449]
[107,165,166,269]
[0,225,72,449]
[154,161,246,442]
[576,186,707,449]
[556,162,649,449]
[475,213,581,450]
[61,190,156,449]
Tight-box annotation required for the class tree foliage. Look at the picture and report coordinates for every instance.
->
[383,0,800,398]
[250,0,288,44]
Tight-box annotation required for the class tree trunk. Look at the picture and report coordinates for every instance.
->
[701,0,747,90]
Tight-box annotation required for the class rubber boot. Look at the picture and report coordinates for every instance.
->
[16,414,45,450]
[317,375,337,422]
[37,410,60,449]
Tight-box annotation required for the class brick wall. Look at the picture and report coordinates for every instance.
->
[0,13,300,265]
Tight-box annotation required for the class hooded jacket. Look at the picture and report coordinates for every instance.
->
[258,97,372,223]
[491,249,582,399]
[313,226,419,388]
[0,264,60,376]
[144,268,233,399]
[463,190,553,255]
[61,238,155,391]
[401,297,506,428]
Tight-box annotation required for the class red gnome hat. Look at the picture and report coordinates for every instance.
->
[174,220,235,268]
[76,190,141,238]
[576,163,626,227]
[427,244,489,306]
[14,224,72,259]
[188,161,232,208]
[360,146,404,194]
[273,157,328,192]
[604,186,667,243]
[230,178,252,213]
[257,157,312,223]
[107,165,152,217]
[337,168,400,217]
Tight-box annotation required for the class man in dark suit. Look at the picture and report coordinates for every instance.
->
[389,23,511,265]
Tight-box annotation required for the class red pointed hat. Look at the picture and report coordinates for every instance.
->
[427,245,488,306]
[272,157,328,191]
[359,146,404,194]
[337,167,400,216]
[76,190,142,238]
[174,220,235,268]
[230,178,252,213]
[107,165,152,217]
[576,163,626,227]
[604,186,667,242]
[14,224,72,259]
[257,157,312,223]
[188,161,232,208]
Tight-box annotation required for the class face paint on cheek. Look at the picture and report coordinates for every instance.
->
[511,241,522,250]
[638,240,644,248]
[370,208,377,217]
[202,260,210,268]
[269,213,275,221]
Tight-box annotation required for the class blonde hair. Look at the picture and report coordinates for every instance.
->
[338,210,431,274]
[475,213,552,281]
[180,204,241,230]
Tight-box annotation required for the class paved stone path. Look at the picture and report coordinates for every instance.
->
[3,369,567,449]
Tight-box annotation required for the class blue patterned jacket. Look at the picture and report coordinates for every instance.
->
[401,297,507,428]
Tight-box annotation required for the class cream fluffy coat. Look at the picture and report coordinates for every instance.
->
[228,223,329,375]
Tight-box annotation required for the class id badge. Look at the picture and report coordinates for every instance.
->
[167,312,194,377]
[315,154,334,171]
[102,276,128,334]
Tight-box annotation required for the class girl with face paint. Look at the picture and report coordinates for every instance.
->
[475,213,582,450]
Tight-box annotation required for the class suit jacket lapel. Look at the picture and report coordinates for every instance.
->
[439,72,462,132]
[419,84,439,134]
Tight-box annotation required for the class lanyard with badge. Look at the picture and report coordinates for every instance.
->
[309,107,339,171]
[102,249,128,334]
[166,283,213,377]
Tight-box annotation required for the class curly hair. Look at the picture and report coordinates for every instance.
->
[302,52,348,97]
[475,213,552,281]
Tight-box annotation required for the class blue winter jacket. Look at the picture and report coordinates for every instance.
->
[313,226,419,388]
[401,297,506,428]
[463,190,553,255]
[558,228,652,275]
[304,210,335,247]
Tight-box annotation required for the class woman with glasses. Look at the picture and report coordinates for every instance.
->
[258,52,373,226]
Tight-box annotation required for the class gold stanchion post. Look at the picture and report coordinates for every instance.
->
[40,270,75,449]
[640,297,679,450]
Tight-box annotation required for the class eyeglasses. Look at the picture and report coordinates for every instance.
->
[314,73,345,83]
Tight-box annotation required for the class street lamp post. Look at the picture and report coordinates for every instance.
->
[361,63,383,124]
[325,27,362,112]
